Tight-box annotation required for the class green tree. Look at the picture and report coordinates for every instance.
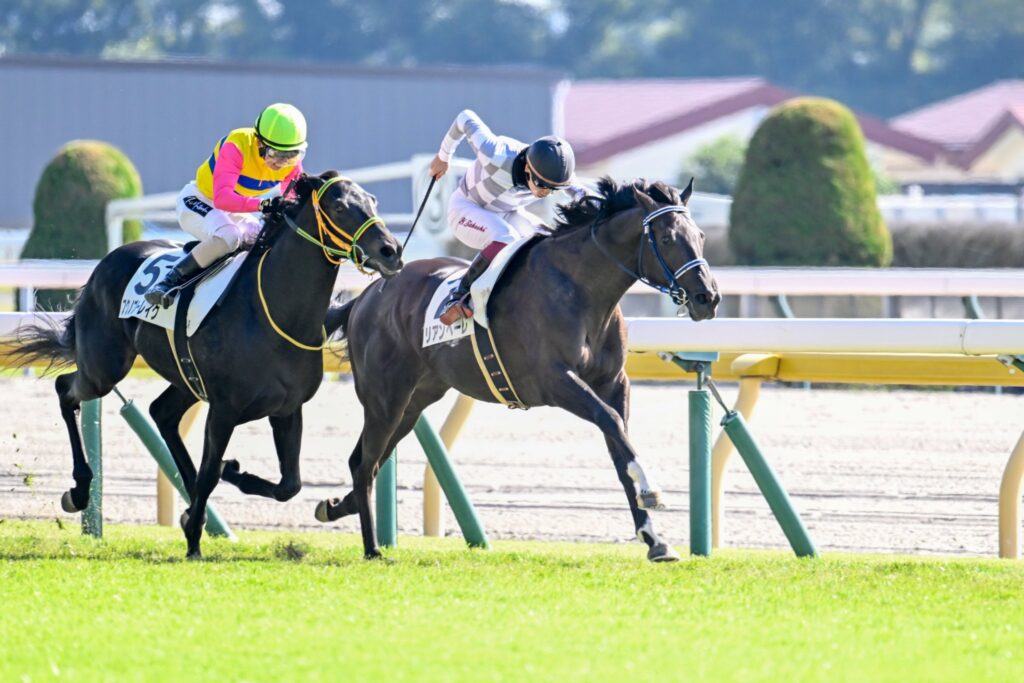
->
[1,0,1022,117]
[729,98,891,267]
[678,135,747,195]
[21,140,142,310]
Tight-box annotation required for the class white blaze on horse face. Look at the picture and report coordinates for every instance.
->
[627,460,659,496]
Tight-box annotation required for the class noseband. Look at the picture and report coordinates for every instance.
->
[590,204,708,306]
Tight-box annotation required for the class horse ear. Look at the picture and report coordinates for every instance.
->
[632,185,658,213]
[293,173,324,198]
[681,177,694,206]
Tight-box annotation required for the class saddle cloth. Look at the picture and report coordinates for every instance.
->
[118,247,249,337]
[421,235,534,348]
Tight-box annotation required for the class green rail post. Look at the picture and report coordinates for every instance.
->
[81,399,103,538]
[661,352,719,557]
[375,451,398,547]
[689,387,713,556]
[414,416,488,548]
[116,396,235,539]
[721,412,818,558]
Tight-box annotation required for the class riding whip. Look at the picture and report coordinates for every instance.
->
[401,175,437,252]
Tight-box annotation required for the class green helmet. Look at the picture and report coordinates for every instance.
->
[255,103,308,151]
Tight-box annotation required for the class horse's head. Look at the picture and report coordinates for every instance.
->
[289,171,404,277]
[631,179,721,321]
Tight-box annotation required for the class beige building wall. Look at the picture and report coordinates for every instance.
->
[577,108,769,183]
[969,128,1024,181]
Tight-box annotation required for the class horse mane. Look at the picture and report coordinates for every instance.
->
[250,170,343,252]
[550,177,682,237]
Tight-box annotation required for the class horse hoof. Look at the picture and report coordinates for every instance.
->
[186,550,202,561]
[314,500,331,523]
[637,490,666,511]
[220,459,240,481]
[648,544,681,563]
[60,490,83,513]
[365,548,391,562]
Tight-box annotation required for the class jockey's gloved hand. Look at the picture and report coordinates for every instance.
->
[260,196,285,215]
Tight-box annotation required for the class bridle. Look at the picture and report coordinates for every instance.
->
[262,175,386,351]
[590,204,708,306]
[281,175,384,274]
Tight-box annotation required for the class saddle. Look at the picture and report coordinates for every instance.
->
[119,244,250,401]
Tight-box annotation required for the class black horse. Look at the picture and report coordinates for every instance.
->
[15,171,402,558]
[318,178,720,561]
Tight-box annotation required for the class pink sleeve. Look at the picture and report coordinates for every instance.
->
[212,142,263,213]
[280,162,304,198]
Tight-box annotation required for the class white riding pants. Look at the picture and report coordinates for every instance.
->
[176,181,263,252]
[448,188,541,250]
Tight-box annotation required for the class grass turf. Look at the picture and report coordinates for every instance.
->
[1,520,1022,682]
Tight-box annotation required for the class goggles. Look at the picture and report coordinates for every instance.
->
[261,145,306,164]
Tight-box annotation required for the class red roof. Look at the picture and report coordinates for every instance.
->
[565,78,943,166]
[891,80,1024,150]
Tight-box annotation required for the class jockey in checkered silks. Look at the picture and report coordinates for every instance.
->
[430,109,588,325]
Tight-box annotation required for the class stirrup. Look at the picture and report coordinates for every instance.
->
[439,294,473,326]
[144,285,177,309]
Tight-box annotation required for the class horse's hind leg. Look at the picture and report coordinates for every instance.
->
[149,386,200,492]
[56,342,136,512]
[553,367,679,562]
[55,372,95,512]
[221,408,303,501]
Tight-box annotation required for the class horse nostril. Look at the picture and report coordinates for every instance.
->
[695,292,709,306]
[380,245,396,259]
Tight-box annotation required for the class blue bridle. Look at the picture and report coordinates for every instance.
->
[590,204,709,306]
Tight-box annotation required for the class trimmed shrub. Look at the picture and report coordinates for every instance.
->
[21,140,143,309]
[729,97,891,266]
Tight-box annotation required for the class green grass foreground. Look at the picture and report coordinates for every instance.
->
[1,521,1022,682]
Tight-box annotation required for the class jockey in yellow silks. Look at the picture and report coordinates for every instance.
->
[145,103,308,308]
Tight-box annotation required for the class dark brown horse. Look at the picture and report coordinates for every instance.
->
[318,178,720,561]
[15,171,403,558]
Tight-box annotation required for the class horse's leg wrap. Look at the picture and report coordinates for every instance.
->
[637,519,681,563]
[627,460,666,510]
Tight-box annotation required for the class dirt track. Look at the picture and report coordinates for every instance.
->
[1,374,1021,558]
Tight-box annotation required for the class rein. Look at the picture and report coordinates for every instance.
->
[260,175,385,351]
[589,205,707,306]
[256,250,327,351]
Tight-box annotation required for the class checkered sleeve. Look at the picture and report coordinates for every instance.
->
[437,109,499,163]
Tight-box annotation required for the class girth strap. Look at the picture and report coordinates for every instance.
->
[470,321,527,410]
[166,281,209,402]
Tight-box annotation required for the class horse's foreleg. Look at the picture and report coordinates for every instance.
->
[315,437,363,523]
[221,409,303,501]
[182,409,236,559]
[55,372,93,512]
[316,404,423,527]
[149,386,200,493]
[553,368,679,562]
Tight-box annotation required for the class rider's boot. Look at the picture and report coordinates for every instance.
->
[439,245,501,325]
[144,254,203,309]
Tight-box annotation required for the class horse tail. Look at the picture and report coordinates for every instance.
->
[325,299,355,339]
[11,312,77,373]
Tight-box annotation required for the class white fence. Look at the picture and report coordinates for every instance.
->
[5,262,1024,314]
